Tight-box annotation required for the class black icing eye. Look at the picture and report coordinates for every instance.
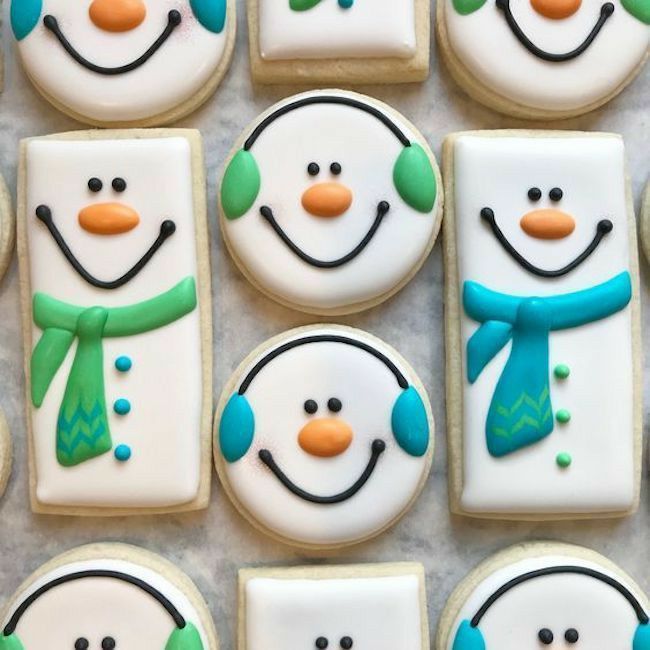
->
[330,162,342,175]
[74,639,89,650]
[112,177,127,192]
[308,162,320,176]
[304,399,318,415]
[565,629,579,644]
[88,178,103,193]
[328,398,342,413]
[549,187,563,202]
[340,637,353,649]
[528,187,542,202]
[316,638,329,649]
[538,629,554,645]
[101,638,116,650]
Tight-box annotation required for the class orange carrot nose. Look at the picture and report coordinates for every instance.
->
[520,209,576,239]
[302,183,353,218]
[78,203,140,235]
[89,0,147,32]
[298,418,354,457]
[530,0,581,19]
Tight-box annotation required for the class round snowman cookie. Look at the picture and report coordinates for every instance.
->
[437,0,649,119]
[214,325,434,548]
[219,90,443,315]
[437,542,650,650]
[10,0,236,127]
[0,543,219,650]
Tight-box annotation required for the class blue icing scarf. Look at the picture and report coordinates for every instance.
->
[463,271,632,457]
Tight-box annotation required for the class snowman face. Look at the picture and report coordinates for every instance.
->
[245,572,425,650]
[448,556,646,650]
[454,134,629,293]
[218,328,431,546]
[12,0,229,123]
[221,93,439,312]
[26,136,197,303]
[444,0,649,111]
[258,0,416,60]
[3,559,208,649]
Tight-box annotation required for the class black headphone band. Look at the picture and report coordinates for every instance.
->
[470,565,649,628]
[3,569,187,636]
[243,95,412,151]
[238,334,409,395]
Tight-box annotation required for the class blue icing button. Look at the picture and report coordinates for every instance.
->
[114,445,132,462]
[339,0,354,6]
[113,399,131,415]
[115,356,133,372]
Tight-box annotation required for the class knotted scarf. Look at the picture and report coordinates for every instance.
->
[31,277,197,467]
[463,271,632,457]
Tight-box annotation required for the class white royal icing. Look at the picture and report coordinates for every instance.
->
[221,90,440,313]
[15,0,230,123]
[25,135,204,508]
[218,326,432,546]
[447,552,647,650]
[246,571,424,650]
[2,556,210,648]
[444,0,648,112]
[258,0,416,60]
[452,133,635,515]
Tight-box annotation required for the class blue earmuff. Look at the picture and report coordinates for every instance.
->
[451,566,650,650]
[11,0,42,40]
[219,334,430,463]
[190,0,227,33]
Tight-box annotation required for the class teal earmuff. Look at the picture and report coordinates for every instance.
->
[219,334,429,463]
[221,95,437,221]
[10,0,42,40]
[451,566,650,650]
[0,570,204,650]
[190,0,228,33]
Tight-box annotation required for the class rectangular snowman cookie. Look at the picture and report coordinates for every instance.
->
[248,0,430,84]
[239,563,429,650]
[17,129,212,516]
[443,130,641,520]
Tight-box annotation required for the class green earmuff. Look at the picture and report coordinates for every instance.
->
[621,0,650,23]
[452,0,487,13]
[221,95,437,220]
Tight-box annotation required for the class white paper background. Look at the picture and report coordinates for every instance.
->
[0,2,647,647]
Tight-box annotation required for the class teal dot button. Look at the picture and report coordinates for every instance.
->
[113,399,131,415]
[554,364,570,380]
[115,356,132,372]
[114,445,132,462]
[339,0,354,7]
[556,452,572,468]
[556,409,571,424]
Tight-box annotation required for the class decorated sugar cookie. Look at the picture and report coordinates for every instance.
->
[214,325,433,548]
[641,183,650,261]
[220,91,442,315]
[18,130,212,515]
[0,543,218,649]
[437,543,650,650]
[240,563,428,650]
[438,0,649,118]
[443,131,640,519]
[249,0,430,83]
[11,0,235,127]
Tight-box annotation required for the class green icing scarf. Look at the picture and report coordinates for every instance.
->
[31,277,198,467]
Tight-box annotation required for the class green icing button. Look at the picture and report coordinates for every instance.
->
[556,409,571,424]
[556,452,572,468]
[554,364,570,380]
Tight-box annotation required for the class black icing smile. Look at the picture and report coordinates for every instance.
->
[43,10,182,76]
[260,201,390,269]
[481,207,613,278]
[36,205,176,290]
[258,439,386,504]
[495,0,615,62]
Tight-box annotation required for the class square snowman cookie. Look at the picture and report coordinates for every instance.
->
[18,129,212,515]
[443,131,641,519]
[239,563,428,650]
[249,0,430,84]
